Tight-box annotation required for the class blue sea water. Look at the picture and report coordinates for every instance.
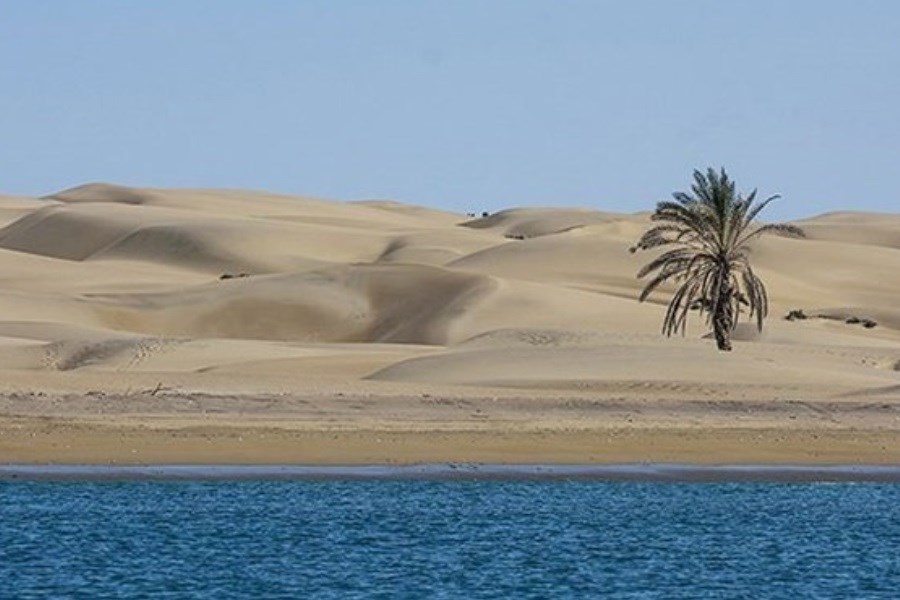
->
[2,479,899,598]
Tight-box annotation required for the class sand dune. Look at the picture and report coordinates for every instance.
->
[795,211,900,249]
[0,201,383,273]
[1,185,898,380]
[460,207,630,239]
[370,330,900,394]
[1,184,899,464]
[79,264,494,344]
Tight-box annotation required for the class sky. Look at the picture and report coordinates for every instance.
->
[1,1,898,220]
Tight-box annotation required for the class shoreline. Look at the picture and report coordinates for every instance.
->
[3,463,900,483]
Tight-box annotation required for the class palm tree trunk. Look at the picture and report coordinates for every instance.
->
[713,312,733,351]
[712,281,734,351]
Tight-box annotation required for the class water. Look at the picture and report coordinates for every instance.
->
[2,479,899,598]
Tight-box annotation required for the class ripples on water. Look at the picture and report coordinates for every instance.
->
[2,480,899,598]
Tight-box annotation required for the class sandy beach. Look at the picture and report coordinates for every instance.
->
[1,184,899,465]
[2,388,899,465]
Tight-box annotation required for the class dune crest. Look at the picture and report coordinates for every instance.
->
[45,182,156,205]
[460,207,628,239]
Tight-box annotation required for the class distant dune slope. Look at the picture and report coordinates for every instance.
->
[459,207,632,239]
[85,264,496,345]
[0,184,898,395]
[795,212,900,250]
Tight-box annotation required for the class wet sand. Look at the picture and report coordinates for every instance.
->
[4,463,900,483]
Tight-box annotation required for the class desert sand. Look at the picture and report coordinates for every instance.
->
[1,184,899,465]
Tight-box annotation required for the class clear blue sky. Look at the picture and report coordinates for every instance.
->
[2,1,898,219]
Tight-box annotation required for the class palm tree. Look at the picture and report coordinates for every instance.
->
[630,168,804,351]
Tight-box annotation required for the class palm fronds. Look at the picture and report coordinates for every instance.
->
[633,168,804,351]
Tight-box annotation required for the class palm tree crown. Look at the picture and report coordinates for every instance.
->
[631,167,804,351]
